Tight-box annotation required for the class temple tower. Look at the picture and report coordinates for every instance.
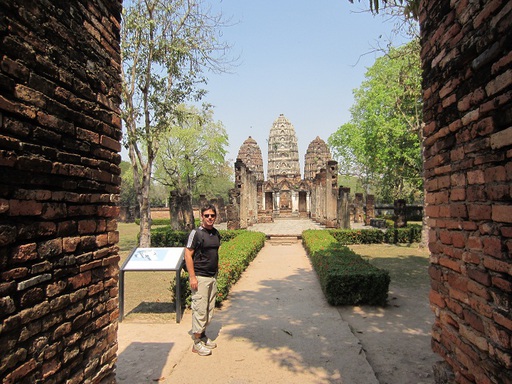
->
[304,136,331,180]
[267,114,301,183]
[237,136,264,182]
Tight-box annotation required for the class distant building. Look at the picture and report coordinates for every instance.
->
[228,114,343,229]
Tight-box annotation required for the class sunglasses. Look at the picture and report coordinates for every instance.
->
[203,214,216,218]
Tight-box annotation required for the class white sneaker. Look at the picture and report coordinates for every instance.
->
[201,336,217,349]
[192,340,212,356]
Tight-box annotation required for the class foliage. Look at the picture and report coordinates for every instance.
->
[162,230,265,307]
[302,230,390,306]
[153,104,230,229]
[120,161,138,208]
[349,0,420,20]
[150,226,243,247]
[120,0,233,246]
[328,39,422,203]
[328,224,422,245]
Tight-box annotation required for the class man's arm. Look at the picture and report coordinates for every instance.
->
[184,247,198,290]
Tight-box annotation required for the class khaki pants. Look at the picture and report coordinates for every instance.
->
[191,275,217,335]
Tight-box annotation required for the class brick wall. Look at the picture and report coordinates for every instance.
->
[420,0,512,383]
[0,1,122,383]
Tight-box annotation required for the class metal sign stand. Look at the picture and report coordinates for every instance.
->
[119,247,185,323]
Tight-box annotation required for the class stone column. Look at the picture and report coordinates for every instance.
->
[365,195,375,225]
[291,190,299,213]
[354,193,364,223]
[274,191,280,215]
[337,187,351,229]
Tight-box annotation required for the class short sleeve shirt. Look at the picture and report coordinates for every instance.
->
[186,226,221,277]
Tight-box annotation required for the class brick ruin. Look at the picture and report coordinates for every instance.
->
[421,0,511,383]
[228,114,348,229]
[0,1,122,383]
[0,0,510,383]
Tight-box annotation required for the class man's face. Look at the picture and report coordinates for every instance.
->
[201,209,216,228]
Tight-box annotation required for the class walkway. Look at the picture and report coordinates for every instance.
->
[116,219,378,383]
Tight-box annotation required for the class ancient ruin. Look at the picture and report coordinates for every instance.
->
[0,1,510,383]
[227,114,344,229]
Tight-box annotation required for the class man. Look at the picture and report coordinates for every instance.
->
[184,204,221,356]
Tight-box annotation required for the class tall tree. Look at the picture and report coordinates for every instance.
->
[120,0,233,246]
[328,39,422,203]
[154,105,228,230]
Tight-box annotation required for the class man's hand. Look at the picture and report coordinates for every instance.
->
[189,275,198,291]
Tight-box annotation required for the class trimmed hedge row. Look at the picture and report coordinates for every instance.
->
[151,227,265,307]
[150,226,243,247]
[302,230,390,306]
[329,224,422,245]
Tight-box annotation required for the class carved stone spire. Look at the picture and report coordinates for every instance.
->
[267,114,301,182]
[304,136,331,180]
[237,136,264,182]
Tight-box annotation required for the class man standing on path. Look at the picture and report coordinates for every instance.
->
[184,204,221,356]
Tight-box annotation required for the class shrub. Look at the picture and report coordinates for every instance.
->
[329,224,422,245]
[135,218,170,226]
[163,229,265,307]
[303,230,390,306]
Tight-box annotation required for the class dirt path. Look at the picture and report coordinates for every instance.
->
[116,221,439,383]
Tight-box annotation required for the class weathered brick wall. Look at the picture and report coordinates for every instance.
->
[420,0,511,383]
[0,1,122,383]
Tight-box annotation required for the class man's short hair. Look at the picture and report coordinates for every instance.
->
[201,204,217,215]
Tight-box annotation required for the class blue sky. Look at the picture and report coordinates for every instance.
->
[199,0,412,174]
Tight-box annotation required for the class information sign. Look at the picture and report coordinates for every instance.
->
[119,247,185,323]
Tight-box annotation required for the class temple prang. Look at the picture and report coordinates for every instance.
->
[227,114,350,229]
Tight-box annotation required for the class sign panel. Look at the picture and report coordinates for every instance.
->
[121,247,185,271]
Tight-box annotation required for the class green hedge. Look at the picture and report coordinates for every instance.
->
[329,224,422,245]
[302,230,390,306]
[150,226,243,247]
[151,227,265,307]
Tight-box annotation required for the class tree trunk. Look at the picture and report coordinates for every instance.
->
[169,190,182,231]
[138,174,152,247]
[168,189,195,230]
[181,192,195,230]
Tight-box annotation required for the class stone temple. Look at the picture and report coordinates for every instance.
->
[227,114,347,229]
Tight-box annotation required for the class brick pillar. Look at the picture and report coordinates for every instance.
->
[421,1,512,383]
[337,187,351,229]
[0,1,122,383]
[365,195,375,226]
[354,193,364,223]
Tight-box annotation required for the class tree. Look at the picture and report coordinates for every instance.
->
[349,0,420,19]
[154,104,228,230]
[328,39,423,203]
[120,0,233,246]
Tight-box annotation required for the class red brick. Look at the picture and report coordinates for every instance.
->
[483,256,509,273]
[485,69,512,96]
[494,312,512,332]
[451,232,466,248]
[467,170,485,185]
[9,199,43,216]
[68,271,92,289]
[483,236,504,258]
[492,276,512,292]
[468,204,492,220]
[492,204,512,223]
[488,322,511,349]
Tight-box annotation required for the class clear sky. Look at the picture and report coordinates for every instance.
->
[199,0,412,175]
